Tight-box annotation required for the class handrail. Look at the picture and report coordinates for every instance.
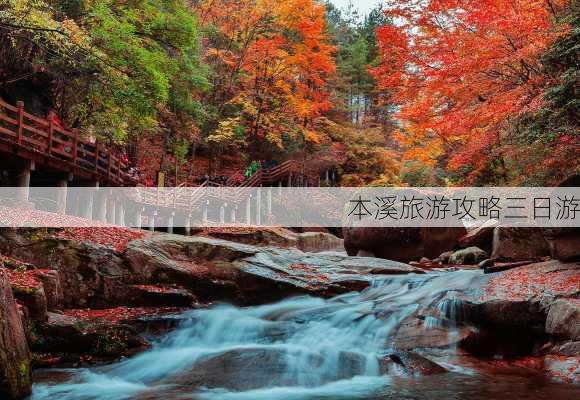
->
[0,99,128,184]
[0,100,322,214]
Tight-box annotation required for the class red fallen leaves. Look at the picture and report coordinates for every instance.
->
[289,263,330,283]
[63,306,184,324]
[490,356,580,384]
[131,284,185,294]
[483,265,580,301]
[0,205,112,228]
[0,254,50,290]
[3,268,42,290]
[55,227,146,252]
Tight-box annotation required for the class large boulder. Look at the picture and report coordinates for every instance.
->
[449,247,488,265]
[491,226,550,261]
[546,299,580,341]
[0,228,421,308]
[124,235,423,304]
[343,226,467,263]
[0,271,32,399]
[459,220,499,253]
[164,347,369,390]
[189,227,344,253]
[33,312,149,361]
[542,175,580,262]
[0,229,130,309]
[544,231,580,262]
[460,260,580,358]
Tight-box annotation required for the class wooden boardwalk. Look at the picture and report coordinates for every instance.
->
[0,100,328,226]
[0,99,127,185]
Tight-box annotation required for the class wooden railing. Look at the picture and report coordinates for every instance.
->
[0,99,318,213]
[134,160,305,211]
[0,99,128,184]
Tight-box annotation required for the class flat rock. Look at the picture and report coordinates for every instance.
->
[165,347,370,390]
[125,235,423,303]
[388,351,448,375]
[491,226,550,261]
[343,226,466,263]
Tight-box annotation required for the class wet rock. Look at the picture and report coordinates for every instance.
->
[551,341,580,357]
[124,285,196,307]
[34,270,63,310]
[468,260,579,329]
[483,260,534,274]
[126,235,422,303]
[0,270,32,399]
[543,228,580,262]
[11,285,47,321]
[392,316,474,350]
[296,231,344,253]
[449,247,488,265]
[478,259,494,270]
[0,229,129,309]
[459,220,498,253]
[437,251,454,264]
[491,226,550,261]
[34,312,149,360]
[546,299,580,341]
[166,347,369,390]
[189,227,344,253]
[542,175,580,262]
[388,351,447,375]
[343,226,466,263]
[460,260,580,361]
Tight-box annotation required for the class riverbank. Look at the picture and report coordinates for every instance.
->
[0,224,578,398]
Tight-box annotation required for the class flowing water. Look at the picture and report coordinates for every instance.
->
[31,271,579,400]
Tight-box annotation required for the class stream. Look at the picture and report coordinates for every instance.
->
[31,270,579,400]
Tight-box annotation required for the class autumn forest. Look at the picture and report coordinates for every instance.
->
[1,0,577,188]
[1,2,580,400]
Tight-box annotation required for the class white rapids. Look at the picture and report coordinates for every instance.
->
[32,270,578,400]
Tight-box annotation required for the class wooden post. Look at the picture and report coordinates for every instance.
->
[245,195,252,225]
[203,200,209,224]
[16,101,24,145]
[220,203,226,224]
[95,142,100,173]
[107,154,112,181]
[96,189,107,222]
[72,129,79,165]
[16,160,34,203]
[134,207,143,229]
[148,211,157,231]
[230,206,237,224]
[255,188,261,226]
[83,182,99,220]
[115,201,125,227]
[185,213,192,236]
[167,212,175,234]
[267,187,272,220]
[47,111,54,155]
[106,189,116,224]
[56,179,68,215]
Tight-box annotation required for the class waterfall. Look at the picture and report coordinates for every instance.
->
[30,270,578,400]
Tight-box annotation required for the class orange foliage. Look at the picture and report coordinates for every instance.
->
[372,0,570,181]
[194,0,335,149]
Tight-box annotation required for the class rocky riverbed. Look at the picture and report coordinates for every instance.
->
[0,225,578,399]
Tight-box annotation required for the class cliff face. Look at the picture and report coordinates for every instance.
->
[0,270,32,399]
